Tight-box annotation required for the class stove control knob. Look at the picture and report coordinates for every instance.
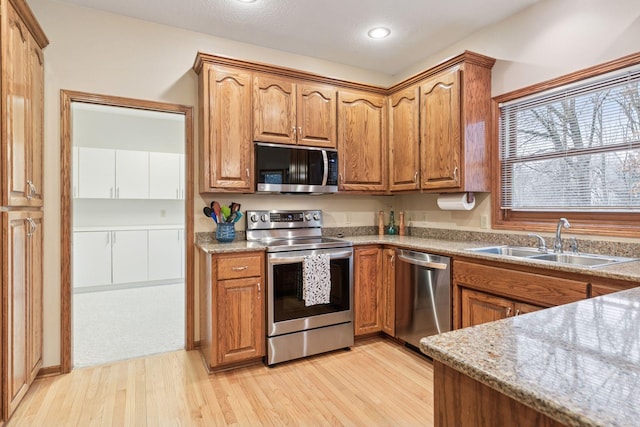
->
[304,213,311,221]
[250,214,259,223]
[313,213,320,221]
[260,214,269,222]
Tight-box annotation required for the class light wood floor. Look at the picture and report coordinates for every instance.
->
[8,338,434,426]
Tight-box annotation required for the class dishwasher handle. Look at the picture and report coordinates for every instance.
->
[397,253,448,270]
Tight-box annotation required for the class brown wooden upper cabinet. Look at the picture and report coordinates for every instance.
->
[253,74,337,148]
[198,64,253,192]
[420,69,462,190]
[337,90,387,192]
[388,86,420,191]
[3,4,45,207]
[388,52,494,193]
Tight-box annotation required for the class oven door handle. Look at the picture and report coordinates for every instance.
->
[269,250,353,265]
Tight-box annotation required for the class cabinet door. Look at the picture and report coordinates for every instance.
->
[115,150,149,199]
[77,147,115,198]
[27,37,45,206]
[216,277,264,364]
[73,231,112,287]
[354,246,383,335]
[514,301,543,316]
[72,147,79,198]
[179,153,186,200]
[297,83,337,147]
[148,229,182,281]
[149,152,180,199]
[202,64,252,191]
[389,86,420,191]
[28,214,43,383]
[112,230,148,284]
[420,69,461,190]
[4,7,30,207]
[460,288,512,328]
[253,74,296,145]
[337,90,387,192]
[3,212,30,417]
[381,248,396,336]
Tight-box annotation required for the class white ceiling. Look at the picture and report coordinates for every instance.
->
[56,0,539,75]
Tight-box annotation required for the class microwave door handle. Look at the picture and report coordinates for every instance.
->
[322,150,328,186]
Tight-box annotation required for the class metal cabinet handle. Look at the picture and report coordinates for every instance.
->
[505,307,512,317]
[453,166,458,181]
[246,168,250,178]
[515,309,521,316]
[292,127,297,138]
[26,180,33,200]
[231,266,248,271]
[298,126,302,138]
[257,282,261,300]
[413,171,418,183]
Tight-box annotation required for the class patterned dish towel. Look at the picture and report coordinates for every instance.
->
[302,253,331,307]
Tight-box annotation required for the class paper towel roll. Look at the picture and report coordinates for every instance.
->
[437,193,476,211]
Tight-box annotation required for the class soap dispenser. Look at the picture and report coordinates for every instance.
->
[387,210,397,235]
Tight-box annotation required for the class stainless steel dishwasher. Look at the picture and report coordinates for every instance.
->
[395,249,451,348]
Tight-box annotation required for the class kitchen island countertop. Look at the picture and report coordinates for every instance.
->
[420,286,640,427]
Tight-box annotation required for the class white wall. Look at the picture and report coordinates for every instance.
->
[28,0,640,368]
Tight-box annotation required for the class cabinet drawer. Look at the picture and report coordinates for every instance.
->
[217,254,263,280]
[454,261,588,307]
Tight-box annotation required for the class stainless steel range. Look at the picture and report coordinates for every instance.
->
[246,210,354,366]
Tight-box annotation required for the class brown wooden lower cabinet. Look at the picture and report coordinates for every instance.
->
[381,248,396,336]
[433,361,566,427]
[199,250,265,371]
[453,260,588,329]
[3,210,43,419]
[460,288,544,328]
[354,246,383,336]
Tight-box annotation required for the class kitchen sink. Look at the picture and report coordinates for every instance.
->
[528,253,637,268]
[467,245,546,257]
[466,245,637,268]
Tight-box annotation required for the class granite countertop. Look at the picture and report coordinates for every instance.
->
[420,287,640,427]
[197,234,640,282]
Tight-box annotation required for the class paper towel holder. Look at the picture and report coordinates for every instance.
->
[466,192,475,204]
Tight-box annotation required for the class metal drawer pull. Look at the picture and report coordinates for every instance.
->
[231,266,248,271]
[505,307,512,317]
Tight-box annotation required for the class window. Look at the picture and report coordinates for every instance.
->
[494,54,640,237]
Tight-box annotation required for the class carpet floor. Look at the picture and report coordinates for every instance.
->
[73,282,185,368]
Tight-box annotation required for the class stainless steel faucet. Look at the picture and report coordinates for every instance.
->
[527,233,547,252]
[553,218,570,253]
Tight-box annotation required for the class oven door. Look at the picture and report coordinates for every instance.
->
[267,247,353,337]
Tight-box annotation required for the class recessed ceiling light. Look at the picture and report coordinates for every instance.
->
[367,27,391,39]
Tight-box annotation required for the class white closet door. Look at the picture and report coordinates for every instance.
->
[78,147,115,198]
[148,229,182,281]
[112,230,148,284]
[73,231,112,287]
[115,150,149,199]
[149,152,180,199]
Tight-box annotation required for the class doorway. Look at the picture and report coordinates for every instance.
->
[60,91,194,371]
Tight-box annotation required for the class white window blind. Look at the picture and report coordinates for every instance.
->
[499,67,640,212]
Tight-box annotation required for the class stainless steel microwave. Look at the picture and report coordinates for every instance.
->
[255,143,338,193]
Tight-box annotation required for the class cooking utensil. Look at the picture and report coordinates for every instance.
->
[203,206,213,218]
[212,201,222,223]
[233,211,243,223]
[227,202,241,223]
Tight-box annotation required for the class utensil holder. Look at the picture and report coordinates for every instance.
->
[216,222,236,243]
